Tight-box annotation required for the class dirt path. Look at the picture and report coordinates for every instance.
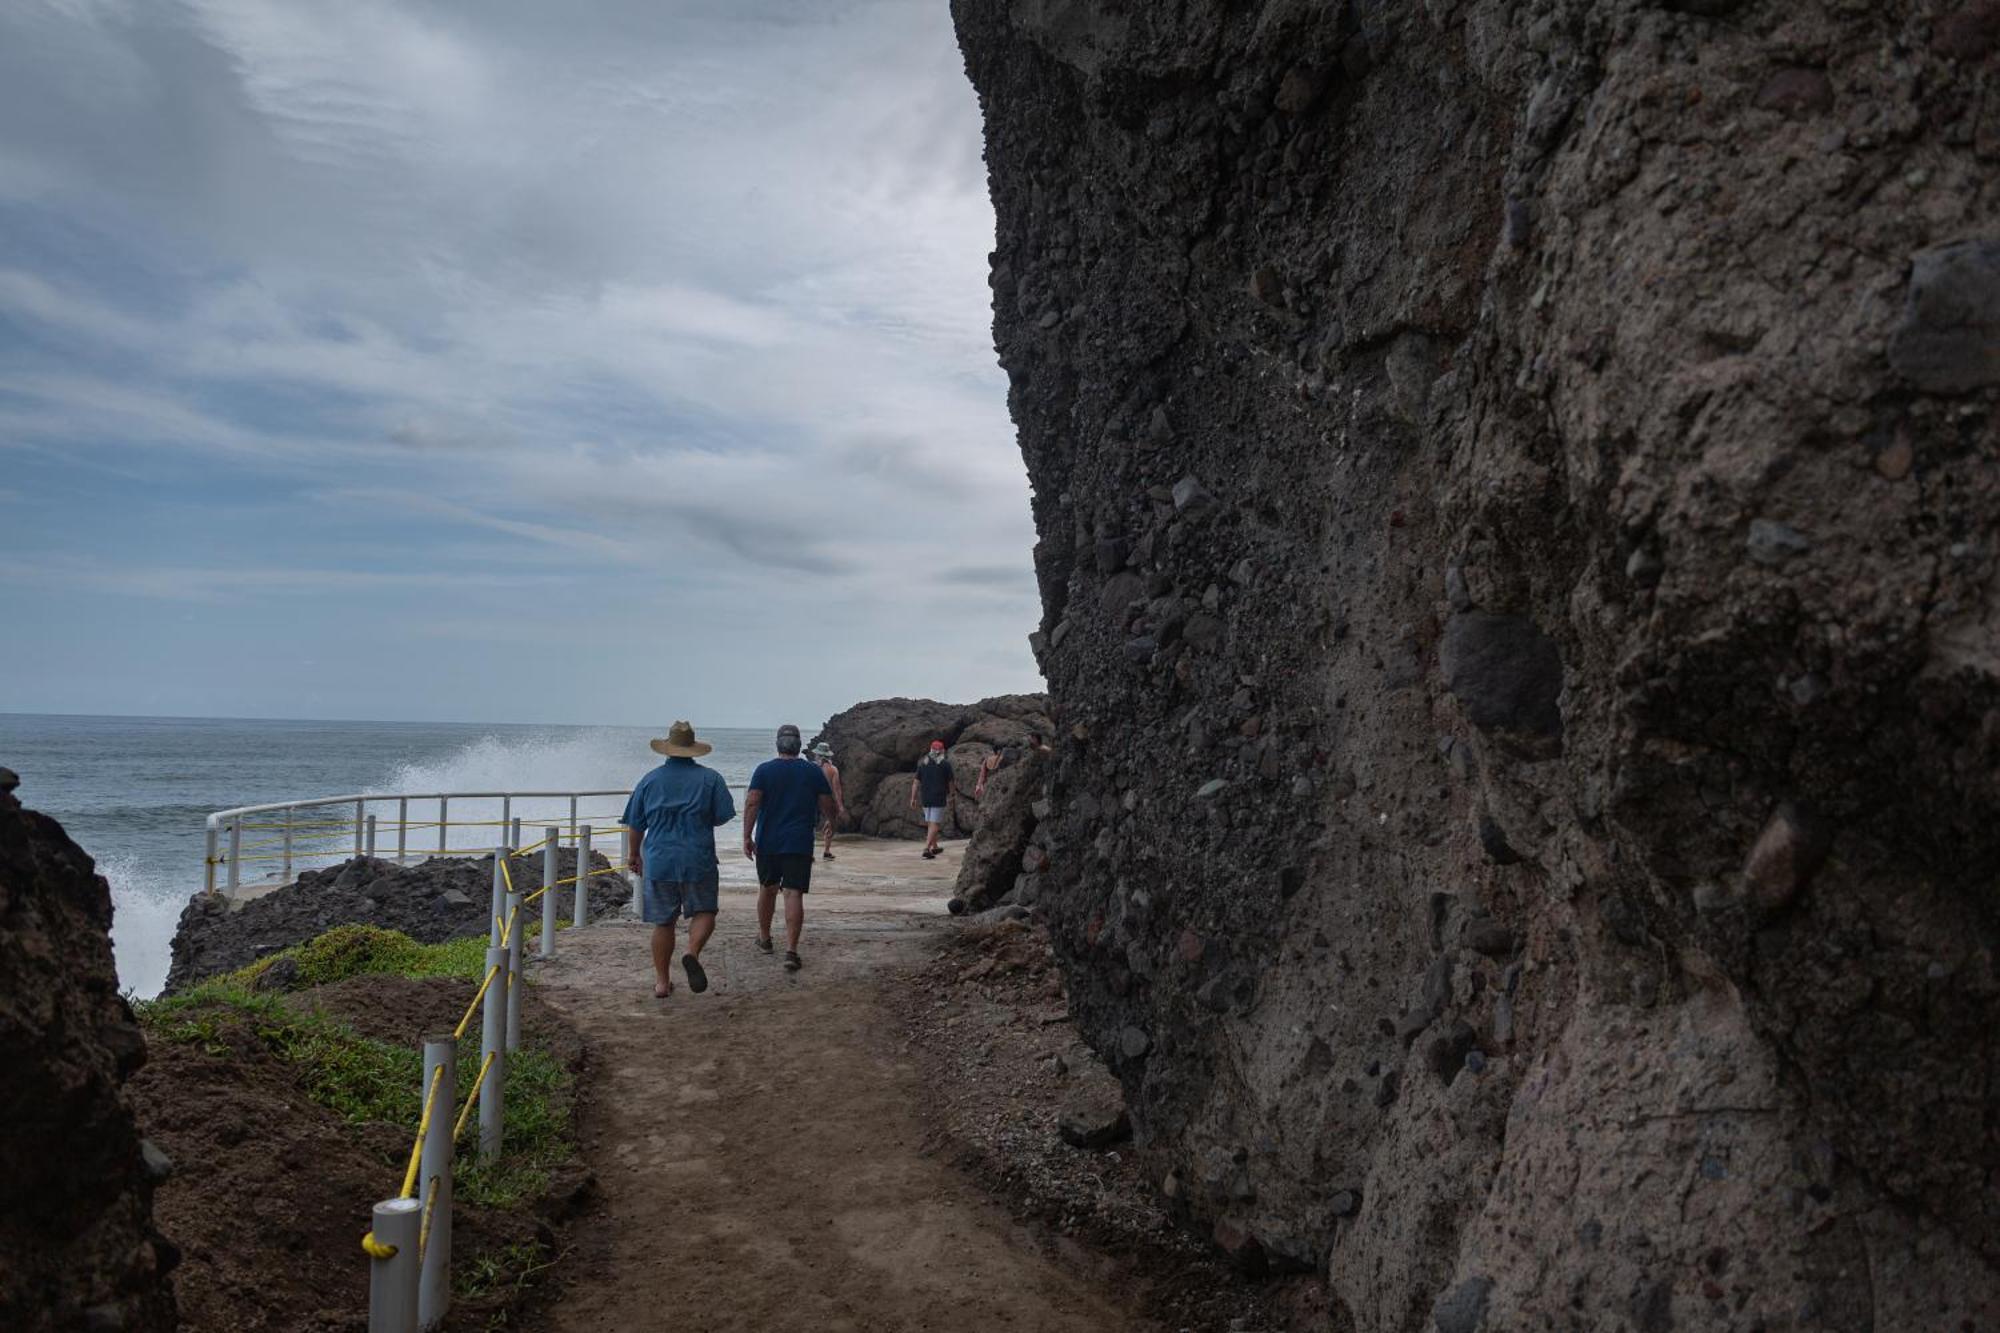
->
[528,838,1136,1333]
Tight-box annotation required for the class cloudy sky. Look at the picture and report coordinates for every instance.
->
[0,0,1039,727]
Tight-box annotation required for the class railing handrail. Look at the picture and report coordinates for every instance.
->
[205,789,649,828]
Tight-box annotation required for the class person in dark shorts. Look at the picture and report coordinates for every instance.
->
[622,721,736,999]
[908,738,955,859]
[743,723,834,971]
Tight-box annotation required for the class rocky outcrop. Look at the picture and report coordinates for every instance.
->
[954,2,2000,1328]
[166,849,625,993]
[952,746,1050,911]
[813,694,1052,839]
[0,769,178,1331]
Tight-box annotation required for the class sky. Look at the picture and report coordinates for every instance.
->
[0,0,1040,728]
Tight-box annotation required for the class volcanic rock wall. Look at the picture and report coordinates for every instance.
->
[0,769,177,1330]
[952,2,1999,1328]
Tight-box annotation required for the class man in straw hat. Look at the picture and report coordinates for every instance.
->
[623,721,736,998]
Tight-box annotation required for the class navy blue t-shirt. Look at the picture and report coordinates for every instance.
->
[749,756,832,855]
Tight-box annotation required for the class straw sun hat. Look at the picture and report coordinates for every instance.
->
[650,720,713,758]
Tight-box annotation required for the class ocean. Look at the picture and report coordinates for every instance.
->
[0,713,785,999]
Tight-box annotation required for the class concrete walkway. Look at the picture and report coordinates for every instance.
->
[526,837,1133,1333]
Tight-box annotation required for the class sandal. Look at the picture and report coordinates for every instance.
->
[756,935,774,954]
[653,979,673,998]
[784,951,802,972]
[682,954,708,994]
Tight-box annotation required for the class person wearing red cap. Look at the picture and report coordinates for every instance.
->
[907,738,956,859]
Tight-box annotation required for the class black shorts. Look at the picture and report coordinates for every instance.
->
[755,850,814,892]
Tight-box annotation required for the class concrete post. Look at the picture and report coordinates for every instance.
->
[479,945,507,1160]
[366,1196,421,1333]
[417,1035,455,1331]
[205,824,218,894]
[574,826,592,929]
[504,885,524,1053]
[437,797,449,855]
[283,807,294,881]
[501,796,512,848]
[365,814,378,860]
[227,819,242,893]
[510,815,523,852]
[354,800,364,856]
[489,848,506,947]
[540,826,560,959]
[568,795,578,849]
[397,796,409,865]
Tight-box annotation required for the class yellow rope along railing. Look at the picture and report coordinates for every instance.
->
[453,965,502,1040]
[451,1051,499,1142]
[400,1064,447,1199]
[420,1174,440,1257]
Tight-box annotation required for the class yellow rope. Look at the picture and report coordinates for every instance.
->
[399,1064,447,1199]
[454,964,502,1040]
[419,1175,440,1257]
[452,1051,498,1142]
[362,1232,397,1260]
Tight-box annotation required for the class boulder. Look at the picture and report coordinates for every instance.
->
[953,747,1050,910]
[812,694,1051,840]
[0,769,178,1330]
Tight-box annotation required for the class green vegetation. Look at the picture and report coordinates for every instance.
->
[137,922,578,1191]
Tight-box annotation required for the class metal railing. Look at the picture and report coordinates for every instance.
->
[202,790,641,894]
[355,823,621,1332]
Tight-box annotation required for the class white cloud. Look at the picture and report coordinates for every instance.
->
[0,0,1040,720]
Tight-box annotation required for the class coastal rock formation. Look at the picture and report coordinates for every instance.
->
[952,745,1050,911]
[0,769,178,1331]
[166,849,625,993]
[953,1,2000,1328]
[813,694,1052,839]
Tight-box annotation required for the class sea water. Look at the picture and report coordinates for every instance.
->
[0,713,785,998]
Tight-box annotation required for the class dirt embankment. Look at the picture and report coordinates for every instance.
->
[134,971,590,1332]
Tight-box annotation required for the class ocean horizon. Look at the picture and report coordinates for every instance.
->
[0,712,798,999]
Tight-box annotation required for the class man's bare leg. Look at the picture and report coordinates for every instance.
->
[756,882,778,948]
[926,819,942,854]
[784,888,805,954]
[651,923,676,996]
[687,911,715,958]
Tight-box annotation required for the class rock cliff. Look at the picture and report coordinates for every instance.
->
[952,1,1999,1328]
[813,694,1052,839]
[0,769,178,1331]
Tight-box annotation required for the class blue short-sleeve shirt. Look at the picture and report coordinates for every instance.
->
[622,759,736,883]
[748,756,832,855]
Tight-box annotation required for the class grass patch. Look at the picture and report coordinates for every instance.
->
[138,923,578,1176]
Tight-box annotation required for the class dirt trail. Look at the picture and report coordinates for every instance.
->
[529,838,1135,1333]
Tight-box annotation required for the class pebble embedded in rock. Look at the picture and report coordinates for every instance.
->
[1477,815,1522,867]
[1887,238,2000,393]
[1119,1026,1151,1058]
[1196,778,1229,798]
[1172,476,1214,511]
[1330,1188,1361,1217]
[1624,547,1664,587]
[139,1139,174,1182]
[1745,519,1811,565]
[1058,1104,1132,1149]
[1440,612,1564,741]
[1742,802,1832,913]
[1463,916,1516,956]
[1433,1275,1495,1333]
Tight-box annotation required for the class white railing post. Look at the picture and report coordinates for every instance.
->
[479,945,507,1160]
[504,879,525,1053]
[365,814,378,860]
[540,827,560,959]
[567,795,578,849]
[574,826,592,929]
[501,796,512,849]
[417,1035,455,1330]
[353,800,365,857]
[282,806,294,881]
[366,1196,421,1333]
[204,823,218,894]
[510,815,522,852]
[397,796,409,865]
[227,819,242,893]
[437,796,449,855]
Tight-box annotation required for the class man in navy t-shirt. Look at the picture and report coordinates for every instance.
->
[743,723,834,972]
